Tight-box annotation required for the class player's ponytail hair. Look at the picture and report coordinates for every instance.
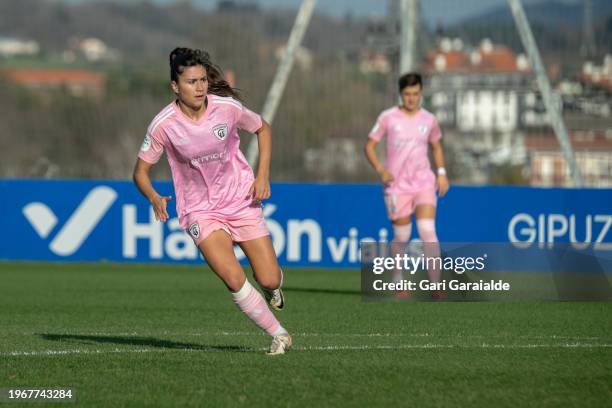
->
[169,47,241,101]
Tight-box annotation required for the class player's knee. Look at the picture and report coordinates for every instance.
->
[224,272,247,292]
[417,219,438,242]
[392,223,412,243]
[256,273,281,291]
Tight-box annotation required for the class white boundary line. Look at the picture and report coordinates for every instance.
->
[296,343,612,351]
[3,343,611,357]
[3,348,155,357]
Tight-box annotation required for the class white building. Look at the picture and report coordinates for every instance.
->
[527,130,612,187]
[0,37,40,57]
[425,38,548,133]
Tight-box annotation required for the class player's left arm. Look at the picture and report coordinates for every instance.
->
[248,119,272,202]
[430,140,450,197]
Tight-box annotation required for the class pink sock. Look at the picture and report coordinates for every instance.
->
[417,219,441,283]
[231,280,287,337]
[391,224,411,283]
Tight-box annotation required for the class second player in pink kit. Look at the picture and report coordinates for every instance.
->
[365,72,450,299]
[133,48,291,355]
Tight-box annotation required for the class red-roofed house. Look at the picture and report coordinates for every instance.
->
[423,38,541,135]
[424,39,530,74]
[3,68,106,98]
[526,131,612,187]
[580,55,612,93]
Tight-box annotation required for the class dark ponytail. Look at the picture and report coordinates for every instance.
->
[169,47,241,101]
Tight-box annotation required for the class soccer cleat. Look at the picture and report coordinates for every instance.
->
[395,289,410,300]
[263,287,285,311]
[266,334,292,355]
[430,290,447,301]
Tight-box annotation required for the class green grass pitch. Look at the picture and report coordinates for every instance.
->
[1,262,611,407]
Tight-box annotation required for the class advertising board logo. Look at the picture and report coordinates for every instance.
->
[22,186,117,256]
[508,213,612,250]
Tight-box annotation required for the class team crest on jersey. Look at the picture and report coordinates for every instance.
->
[213,124,229,141]
[140,135,151,152]
[418,124,429,134]
[188,222,200,239]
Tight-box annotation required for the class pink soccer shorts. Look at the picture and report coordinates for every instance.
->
[384,189,437,221]
[185,206,269,246]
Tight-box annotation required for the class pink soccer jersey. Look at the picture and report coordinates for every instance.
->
[368,107,441,193]
[138,94,263,228]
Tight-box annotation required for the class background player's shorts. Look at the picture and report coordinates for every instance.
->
[185,206,269,246]
[384,189,437,220]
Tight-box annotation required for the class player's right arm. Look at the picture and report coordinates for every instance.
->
[133,159,173,222]
[365,112,394,184]
[133,127,171,222]
[364,139,394,184]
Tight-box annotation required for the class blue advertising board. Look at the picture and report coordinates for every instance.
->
[0,180,610,267]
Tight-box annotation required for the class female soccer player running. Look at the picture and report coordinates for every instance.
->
[133,47,291,354]
[364,72,450,299]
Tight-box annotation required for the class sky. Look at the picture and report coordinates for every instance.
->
[62,0,583,25]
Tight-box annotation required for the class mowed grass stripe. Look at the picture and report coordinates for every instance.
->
[1,262,611,408]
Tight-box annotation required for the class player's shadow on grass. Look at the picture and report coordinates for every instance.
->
[39,333,253,353]
[283,286,360,295]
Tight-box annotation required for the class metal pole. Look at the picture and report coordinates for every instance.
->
[399,0,418,74]
[582,0,596,58]
[247,0,317,166]
[507,0,583,186]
